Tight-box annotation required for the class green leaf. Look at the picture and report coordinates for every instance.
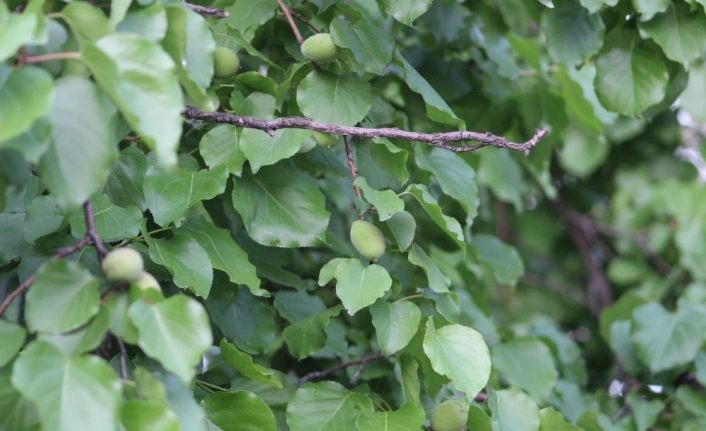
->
[220,339,282,388]
[630,302,706,372]
[489,389,541,431]
[11,341,121,431]
[408,244,451,293]
[681,62,706,123]
[0,65,52,144]
[331,258,393,316]
[380,0,434,25]
[144,232,213,298]
[240,128,311,173]
[224,0,277,42]
[539,407,581,431]
[386,211,416,252]
[207,286,277,354]
[105,146,149,210]
[178,218,263,297]
[405,184,465,251]
[0,116,52,163]
[120,399,180,431]
[128,295,213,383]
[144,165,228,227]
[26,260,101,334]
[594,36,668,115]
[477,150,524,210]
[0,368,39,431]
[82,33,184,167]
[626,392,663,431]
[162,7,215,109]
[117,3,168,42]
[357,403,426,430]
[415,147,479,226]
[394,52,464,127]
[286,381,374,431]
[0,0,48,62]
[40,77,118,209]
[370,300,421,356]
[354,177,404,221]
[330,16,394,75]
[632,0,669,20]
[492,338,558,400]
[274,290,326,323]
[423,320,491,400]
[297,70,372,126]
[204,391,277,431]
[23,195,64,243]
[640,2,706,66]
[39,305,111,356]
[283,306,342,359]
[232,163,330,248]
[61,2,111,47]
[199,125,246,176]
[541,0,604,66]
[69,194,141,241]
[473,234,524,286]
[0,319,26,366]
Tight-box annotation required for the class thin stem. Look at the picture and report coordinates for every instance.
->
[344,136,362,200]
[183,107,549,155]
[84,201,108,260]
[185,2,228,18]
[23,51,80,63]
[298,352,387,384]
[196,379,229,392]
[394,293,425,303]
[117,337,129,380]
[276,0,304,45]
[285,9,320,33]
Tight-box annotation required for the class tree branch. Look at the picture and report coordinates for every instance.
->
[0,201,108,317]
[185,2,229,18]
[183,107,549,155]
[276,0,304,45]
[344,136,362,200]
[298,352,386,384]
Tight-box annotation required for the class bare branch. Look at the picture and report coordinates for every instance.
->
[182,107,549,155]
[298,352,386,384]
[185,2,228,18]
[276,0,304,45]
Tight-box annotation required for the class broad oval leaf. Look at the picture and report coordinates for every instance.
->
[232,163,330,248]
[296,70,372,126]
[541,0,604,66]
[640,2,706,66]
[423,320,491,400]
[370,300,421,356]
[356,403,426,431]
[26,260,101,334]
[0,319,26,366]
[333,259,393,316]
[203,391,277,431]
[0,65,53,143]
[11,341,121,431]
[492,338,558,400]
[128,295,213,383]
[489,389,541,431]
[82,33,183,167]
[286,381,374,431]
[144,232,213,298]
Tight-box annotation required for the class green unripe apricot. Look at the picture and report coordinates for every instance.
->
[313,131,338,148]
[350,220,386,260]
[301,33,338,62]
[431,400,468,431]
[213,47,240,79]
[102,248,144,283]
[129,272,164,303]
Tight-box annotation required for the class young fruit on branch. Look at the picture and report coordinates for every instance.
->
[102,248,144,282]
[301,33,338,62]
[350,220,386,260]
[431,400,468,431]
[129,272,164,303]
[313,131,338,148]
[213,47,240,79]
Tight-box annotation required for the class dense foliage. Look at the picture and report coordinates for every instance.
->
[2,0,706,430]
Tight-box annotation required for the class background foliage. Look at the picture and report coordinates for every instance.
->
[2,0,706,430]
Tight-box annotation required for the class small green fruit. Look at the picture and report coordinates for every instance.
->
[213,47,240,79]
[129,272,164,303]
[431,400,468,431]
[301,33,338,62]
[313,132,338,148]
[350,220,386,260]
[102,248,144,282]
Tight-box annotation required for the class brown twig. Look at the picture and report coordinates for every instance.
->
[553,199,613,316]
[0,201,108,317]
[185,2,228,18]
[276,0,304,45]
[344,136,362,200]
[20,51,81,64]
[298,352,386,384]
[182,107,549,155]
